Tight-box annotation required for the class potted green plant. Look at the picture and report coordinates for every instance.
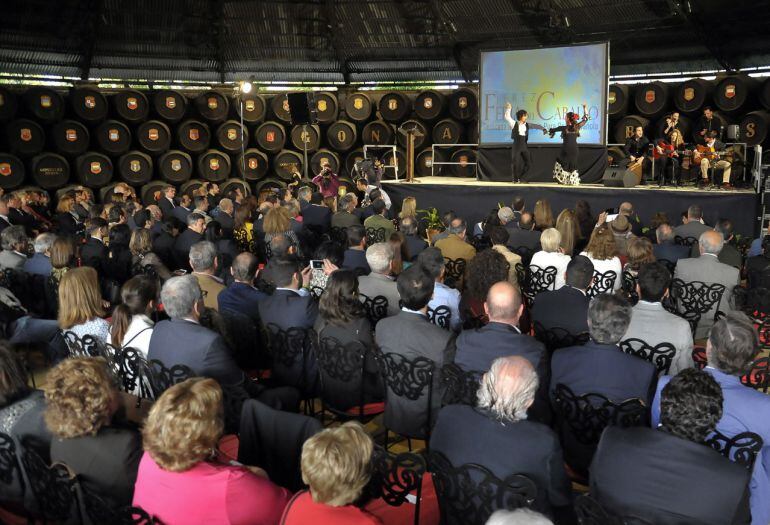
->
[418,207,444,243]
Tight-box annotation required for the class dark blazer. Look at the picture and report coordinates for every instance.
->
[217,282,267,325]
[508,227,541,252]
[54,212,81,237]
[673,220,710,242]
[0,215,11,233]
[80,237,107,272]
[404,234,428,262]
[148,318,245,388]
[171,205,192,224]
[172,228,203,270]
[747,254,770,288]
[158,196,176,218]
[50,426,142,507]
[301,204,332,231]
[530,286,590,335]
[375,310,457,437]
[455,322,545,373]
[430,405,572,517]
[331,210,361,229]
[216,212,235,238]
[591,426,751,525]
[258,289,318,331]
[9,208,36,235]
[653,241,690,266]
[718,243,743,269]
[342,249,370,274]
[152,231,176,268]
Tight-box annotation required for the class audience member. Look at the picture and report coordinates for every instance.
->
[308,241,344,292]
[49,236,75,286]
[282,423,379,524]
[301,191,332,231]
[418,247,462,331]
[533,199,554,231]
[81,217,108,271]
[258,256,318,330]
[623,262,693,374]
[0,225,28,270]
[580,221,622,291]
[593,368,750,524]
[747,235,770,289]
[363,198,395,241]
[430,210,456,245]
[488,226,522,286]
[133,378,291,524]
[189,240,225,311]
[158,185,177,217]
[623,236,656,277]
[45,357,142,506]
[57,266,109,343]
[530,228,571,290]
[435,217,476,264]
[358,242,400,317]
[342,225,370,274]
[103,223,133,283]
[263,207,300,255]
[172,193,193,223]
[497,206,517,239]
[486,509,554,525]
[531,255,592,336]
[110,275,158,356]
[215,198,235,236]
[574,200,594,240]
[23,232,55,276]
[461,249,510,324]
[130,228,172,280]
[555,209,581,256]
[652,312,770,524]
[715,218,742,269]
[233,205,255,254]
[388,231,408,275]
[508,211,541,251]
[674,230,739,339]
[217,252,266,326]
[400,216,428,261]
[609,214,633,257]
[153,217,183,268]
[331,193,361,229]
[173,212,206,270]
[674,204,710,241]
[653,223,690,265]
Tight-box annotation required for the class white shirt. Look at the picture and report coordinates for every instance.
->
[428,281,461,331]
[579,252,623,291]
[115,314,154,357]
[530,251,571,290]
[365,185,392,209]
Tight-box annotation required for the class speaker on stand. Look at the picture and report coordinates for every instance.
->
[287,92,318,180]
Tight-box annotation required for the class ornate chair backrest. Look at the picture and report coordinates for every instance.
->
[619,338,677,376]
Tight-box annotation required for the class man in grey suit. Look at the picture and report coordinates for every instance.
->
[0,226,28,270]
[623,262,693,375]
[674,230,739,340]
[358,242,400,317]
[375,265,457,438]
[673,204,710,243]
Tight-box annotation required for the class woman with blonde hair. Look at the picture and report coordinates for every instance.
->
[46,357,142,506]
[533,199,554,231]
[129,228,171,280]
[580,219,622,291]
[58,266,109,342]
[555,208,582,256]
[133,378,291,524]
[530,228,571,290]
[54,194,81,236]
[399,196,417,220]
[282,422,379,524]
[263,206,300,254]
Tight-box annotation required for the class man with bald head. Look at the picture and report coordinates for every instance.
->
[431,356,572,519]
[217,252,267,325]
[674,229,740,339]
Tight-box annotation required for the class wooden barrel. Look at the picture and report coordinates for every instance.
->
[653,114,692,141]
[608,85,629,118]
[118,151,153,186]
[0,153,25,190]
[415,148,446,177]
[326,120,358,152]
[270,94,293,124]
[254,121,286,153]
[221,178,251,199]
[396,119,429,150]
[69,86,108,123]
[691,111,729,142]
[137,120,172,155]
[235,93,267,124]
[51,120,90,157]
[448,88,477,122]
[95,120,132,156]
[344,148,365,178]
[290,124,321,153]
[381,149,405,180]
[714,75,757,114]
[675,78,712,114]
[5,119,45,157]
[378,92,411,123]
[113,90,149,123]
[75,152,113,188]
[633,82,670,117]
[197,150,231,182]
[313,92,339,124]
[310,149,341,175]
[467,120,479,144]
[152,90,188,122]
[740,111,770,146]
[760,77,770,111]
[0,87,18,121]
[158,150,193,184]
[612,115,651,143]
[31,152,70,190]
[343,93,373,122]
[362,120,395,145]
[235,148,269,181]
[415,90,445,121]
[449,148,477,178]
[177,120,211,154]
[23,87,64,123]
[432,118,463,145]
[180,179,205,199]
[273,149,304,181]
[195,91,230,123]
[254,177,286,196]
[215,120,248,153]
[140,180,168,207]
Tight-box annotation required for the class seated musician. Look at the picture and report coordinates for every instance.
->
[663,112,682,136]
[622,126,651,177]
[696,132,732,189]
[653,129,684,185]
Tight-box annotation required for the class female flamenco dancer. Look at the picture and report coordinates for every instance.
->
[548,103,589,185]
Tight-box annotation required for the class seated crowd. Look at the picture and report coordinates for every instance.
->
[1,179,770,525]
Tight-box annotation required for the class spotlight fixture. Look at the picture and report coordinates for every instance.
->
[240,80,253,94]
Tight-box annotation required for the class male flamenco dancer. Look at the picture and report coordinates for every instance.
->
[504,102,547,183]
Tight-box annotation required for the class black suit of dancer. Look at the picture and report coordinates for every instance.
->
[548,106,589,173]
[504,106,546,183]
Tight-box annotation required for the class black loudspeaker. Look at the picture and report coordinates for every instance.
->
[602,168,638,188]
[287,92,317,125]
[726,124,740,141]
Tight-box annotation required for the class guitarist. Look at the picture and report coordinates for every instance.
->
[653,129,684,185]
[623,126,651,179]
[695,132,732,189]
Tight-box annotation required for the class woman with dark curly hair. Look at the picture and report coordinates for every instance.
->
[460,249,511,326]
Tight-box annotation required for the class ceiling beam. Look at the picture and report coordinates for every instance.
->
[429,0,471,82]
[664,0,736,70]
[209,0,226,83]
[323,0,350,83]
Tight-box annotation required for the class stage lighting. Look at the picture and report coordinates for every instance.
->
[240,80,253,94]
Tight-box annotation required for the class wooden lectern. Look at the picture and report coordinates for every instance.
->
[398,123,424,183]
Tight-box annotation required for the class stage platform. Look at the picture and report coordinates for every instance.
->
[382,177,759,237]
